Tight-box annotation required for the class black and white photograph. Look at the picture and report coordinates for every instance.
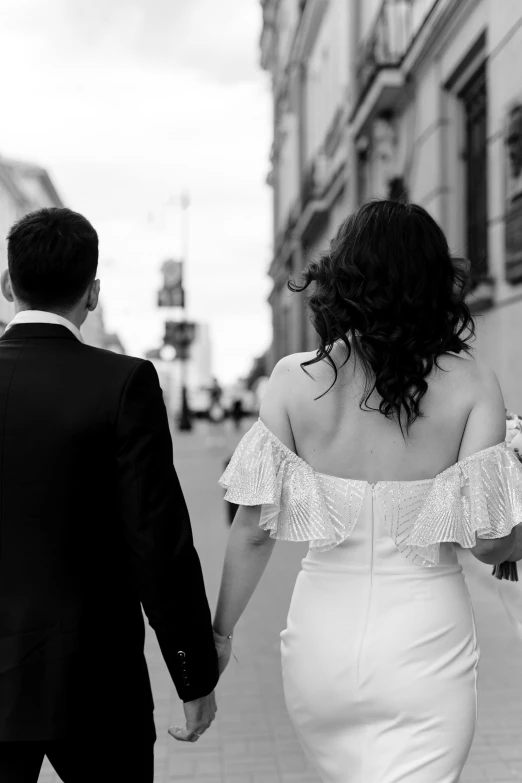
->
[1,1,522,782]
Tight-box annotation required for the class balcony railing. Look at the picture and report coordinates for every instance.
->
[356,0,413,104]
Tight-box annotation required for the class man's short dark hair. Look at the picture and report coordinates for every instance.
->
[7,207,99,310]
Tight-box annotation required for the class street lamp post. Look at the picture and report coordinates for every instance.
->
[157,193,194,432]
[176,335,193,432]
[177,192,192,431]
[164,320,196,430]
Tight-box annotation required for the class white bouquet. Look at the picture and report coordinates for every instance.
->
[480,411,522,641]
[506,410,522,460]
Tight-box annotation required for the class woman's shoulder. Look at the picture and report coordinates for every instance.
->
[270,349,502,407]
[272,350,319,370]
[431,354,503,427]
[267,351,322,388]
[440,354,506,458]
[272,350,337,380]
[259,352,325,445]
[436,352,499,388]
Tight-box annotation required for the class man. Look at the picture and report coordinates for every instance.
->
[0,208,218,782]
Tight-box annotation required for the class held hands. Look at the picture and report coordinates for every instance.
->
[169,691,217,743]
[168,630,232,743]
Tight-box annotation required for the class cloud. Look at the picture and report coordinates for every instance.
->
[0,0,272,382]
[15,0,263,87]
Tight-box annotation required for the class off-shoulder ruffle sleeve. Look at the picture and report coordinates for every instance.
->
[405,442,522,554]
[219,419,364,550]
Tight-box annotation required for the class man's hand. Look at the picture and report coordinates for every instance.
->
[168,691,217,743]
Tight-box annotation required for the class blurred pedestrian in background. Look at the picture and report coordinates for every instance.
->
[230,395,244,429]
[208,376,225,423]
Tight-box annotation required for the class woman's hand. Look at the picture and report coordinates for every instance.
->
[507,523,522,562]
[213,630,233,677]
[471,528,517,565]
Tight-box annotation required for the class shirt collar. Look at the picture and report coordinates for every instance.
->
[5,310,84,343]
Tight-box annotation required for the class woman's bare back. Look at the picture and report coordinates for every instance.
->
[283,343,488,484]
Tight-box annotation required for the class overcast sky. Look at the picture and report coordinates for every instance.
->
[0,0,272,383]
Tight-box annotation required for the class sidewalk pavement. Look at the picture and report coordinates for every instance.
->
[39,418,522,782]
[457,548,522,782]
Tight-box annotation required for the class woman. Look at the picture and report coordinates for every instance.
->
[212,201,522,782]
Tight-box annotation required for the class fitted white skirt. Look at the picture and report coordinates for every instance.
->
[281,555,479,783]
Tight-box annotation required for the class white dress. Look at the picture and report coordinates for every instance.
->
[220,419,522,783]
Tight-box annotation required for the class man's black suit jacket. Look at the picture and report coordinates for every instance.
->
[0,323,218,741]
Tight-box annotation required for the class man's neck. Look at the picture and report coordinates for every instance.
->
[14,305,82,330]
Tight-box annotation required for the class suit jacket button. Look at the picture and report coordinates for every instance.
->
[177,651,186,659]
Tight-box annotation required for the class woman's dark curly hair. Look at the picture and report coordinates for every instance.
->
[288,199,475,435]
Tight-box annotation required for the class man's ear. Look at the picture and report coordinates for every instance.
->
[1,270,14,303]
[87,279,100,312]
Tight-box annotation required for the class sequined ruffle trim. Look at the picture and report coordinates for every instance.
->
[405,442,522,555]
[219,422,522,564]
[219,420,364,551]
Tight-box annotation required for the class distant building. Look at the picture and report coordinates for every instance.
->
[0,157,64,326]
[186,322,213,391]
[0,156,123,352]
[103,332,126,355]
[260,0,522,409]
[245,350,269,390]
[82,305,125,353]
[148,321,214,418]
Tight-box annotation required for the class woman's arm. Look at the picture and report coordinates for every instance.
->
[213,504,276,639]
[459,362,516,564]
[212,505,276,675]
[213,356,297,673]
[470,530,516,565]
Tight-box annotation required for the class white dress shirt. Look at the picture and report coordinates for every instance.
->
[5,310,84,342]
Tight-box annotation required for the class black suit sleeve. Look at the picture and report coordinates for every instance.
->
[115,359,218,702]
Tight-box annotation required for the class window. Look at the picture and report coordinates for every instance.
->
[460,66,488,288]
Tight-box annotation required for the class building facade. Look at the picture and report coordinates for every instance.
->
[261,0,522,410]
[261,0,354,367]
[0,158,65,327]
